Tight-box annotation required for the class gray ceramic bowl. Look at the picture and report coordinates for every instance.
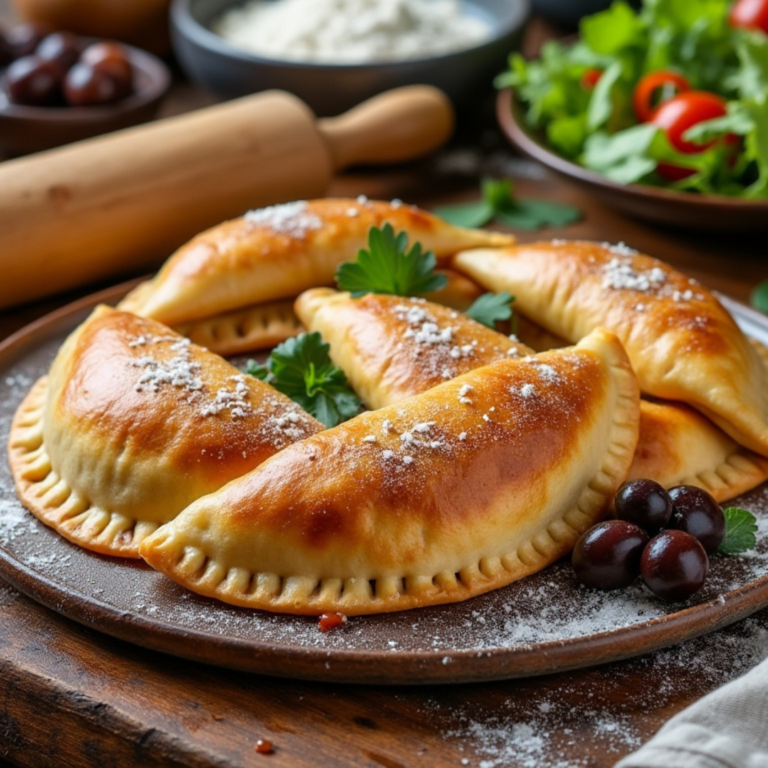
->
[171,0,530,116]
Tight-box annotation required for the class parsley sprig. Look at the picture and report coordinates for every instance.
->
[717,507,758,555]
[335,223,447,298]
[245,332,360,428]
[433,178,582,231]
[465,291,516,329]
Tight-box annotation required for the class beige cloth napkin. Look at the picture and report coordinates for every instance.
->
[616,657,768,768]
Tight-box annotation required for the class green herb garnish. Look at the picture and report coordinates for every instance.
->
[433,178,582,232]
[495,0,768,199]
[335,223,447,298]
[717,507,759,555]
[751,281,768,314]
[244,332,360,428]
[465,291,515,329]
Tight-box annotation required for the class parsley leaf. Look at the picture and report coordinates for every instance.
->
[335,223,447,298]
[465,291,515,329]
[751,280,768,314]
[718,507,759,555]
[433,178,582,232]
[243,332,360,428]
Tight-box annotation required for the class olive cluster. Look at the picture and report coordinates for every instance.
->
[0,22,134,107]
[573,480,726,600]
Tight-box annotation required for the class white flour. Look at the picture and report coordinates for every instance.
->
[213,0,491,63]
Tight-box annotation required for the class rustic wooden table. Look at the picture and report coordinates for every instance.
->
[2,3,768,767]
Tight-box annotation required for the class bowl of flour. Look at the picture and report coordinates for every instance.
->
[171,0,529,115]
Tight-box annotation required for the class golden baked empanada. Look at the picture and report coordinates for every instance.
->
[511,312,768,501]
[629,398,768,502]
[454,240,768,456]
[299,289,768,502]
[139,329,640,615]
[295,288,532,409]
[118,198,514,327]
[172,268,485,356]
[8,306,322,558]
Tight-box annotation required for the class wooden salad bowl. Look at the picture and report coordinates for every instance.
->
[497,88,768,232]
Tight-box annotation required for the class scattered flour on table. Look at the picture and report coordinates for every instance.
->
[434,618,768,768]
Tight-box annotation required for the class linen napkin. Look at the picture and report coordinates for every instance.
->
[616,656,768,768]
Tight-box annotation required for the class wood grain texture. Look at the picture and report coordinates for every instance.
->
[2,580,767,768]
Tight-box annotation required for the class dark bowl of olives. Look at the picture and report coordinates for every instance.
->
[0,24,171,156]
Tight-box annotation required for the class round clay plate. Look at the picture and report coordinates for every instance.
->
[2,283,768,685]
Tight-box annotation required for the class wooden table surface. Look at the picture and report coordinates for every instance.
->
[2,3,768,768]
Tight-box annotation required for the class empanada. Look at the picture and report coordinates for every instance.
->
[512,313,768,501]
[139,329,640,615]
[8,306,322,558]
[173,268,485,356]
[118,198,514,327]
[454,240,768,456]
[298,288,768,501]
[628,398,768,501]
[295,288,532,409]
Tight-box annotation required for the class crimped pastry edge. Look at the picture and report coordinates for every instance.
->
[8,377,156,558]
[139,331,640,615]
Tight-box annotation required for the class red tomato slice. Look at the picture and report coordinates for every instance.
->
[633,70,691,122]
[730,0,768,34]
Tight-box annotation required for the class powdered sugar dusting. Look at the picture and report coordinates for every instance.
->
[131,336,204,394]
[597,249,705,305]
[200,375,253,419]
[390,299,498,383]
[603,241,639,257]
[244,200,323,237]
[602,258,667,292]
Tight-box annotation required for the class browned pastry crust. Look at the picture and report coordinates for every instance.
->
[454,240,768,457]
[513,310,768,501]
[295,288,532,409]
[298,288,768,502]
[170,268,486,356]
[628,398,768,500]
[8,306,322,557]
[139,329,640,615]
[118,198,515,326]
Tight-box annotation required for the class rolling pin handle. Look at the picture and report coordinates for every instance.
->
[318,85,454,171]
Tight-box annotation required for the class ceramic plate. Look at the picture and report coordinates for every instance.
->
[1,283,768,685]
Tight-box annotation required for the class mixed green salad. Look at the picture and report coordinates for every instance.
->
[496,0,768,198]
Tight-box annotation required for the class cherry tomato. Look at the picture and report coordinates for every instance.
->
[581,68,603,89]
[651,91,730,181]
[730,0,768,34]
[652,91,728,153]
[633,70,691,123]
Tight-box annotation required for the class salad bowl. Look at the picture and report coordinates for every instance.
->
[497,87,768,232]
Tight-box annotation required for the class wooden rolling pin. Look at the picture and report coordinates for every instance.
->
[0,85,453,310]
